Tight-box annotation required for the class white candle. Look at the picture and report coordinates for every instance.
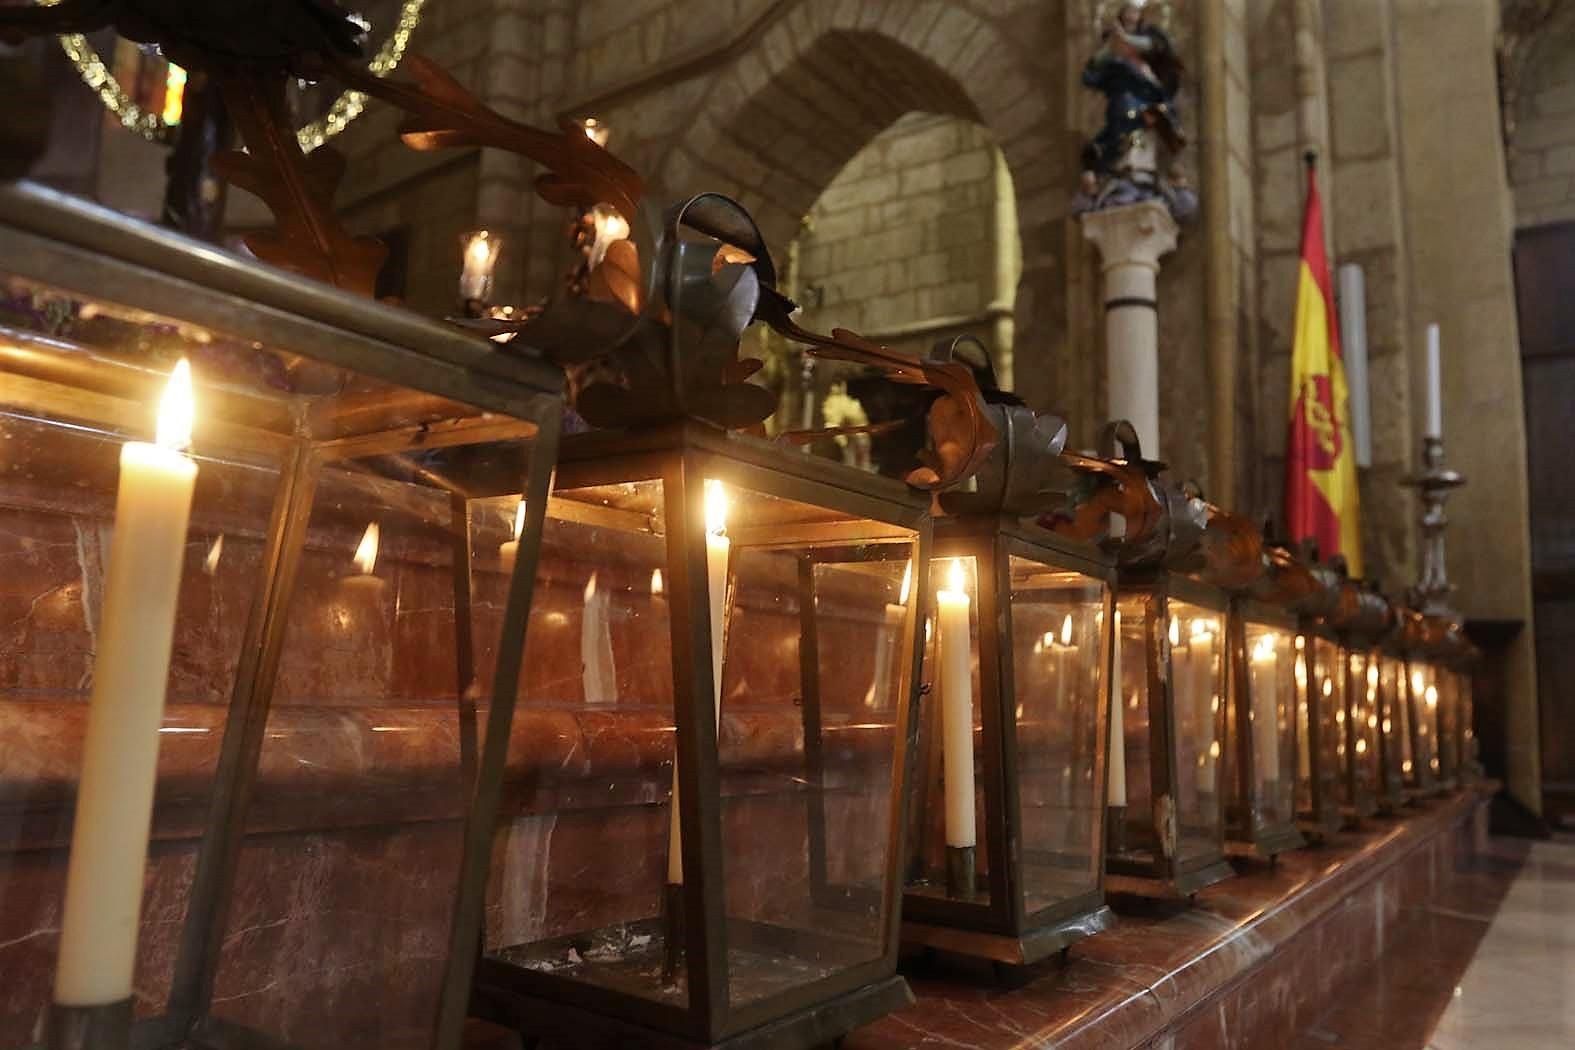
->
[56,361,198,1007]
[1251,634,1280,779]
[668,480,729,884]
[498,498,525,573]
[581,572,617,705]
[937,559,976,848]
[1425,323,1443,440]
[1108,609,1126,807]
[866,561,911,708]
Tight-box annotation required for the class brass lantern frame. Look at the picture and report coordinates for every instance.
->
[464,421,931,1050]
[1105,571,1235,899]
[0,181,567,1050]
[899,515,1117,967]
[1223,598,1305,861]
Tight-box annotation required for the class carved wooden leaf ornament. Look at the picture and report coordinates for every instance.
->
[214,75,386,295]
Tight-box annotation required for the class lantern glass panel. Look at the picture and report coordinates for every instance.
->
[1242,622,1296,827]
[912,556,990,906]
[1169,601,1226,864]
[0,207,561,1048]
[1410,661,1439,779]
[1112,594,1154,858]
[1005,559,1107,914]
[1351,651,1380,795]
[1307,636,1343,804]
[481,478,682,1006]
[720,521,913,1008]
[1459,669,1476,765]
[1438,669,1460,778]
[1395,657,1416,781]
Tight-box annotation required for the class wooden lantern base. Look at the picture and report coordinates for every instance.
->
[1224,821,1306,863]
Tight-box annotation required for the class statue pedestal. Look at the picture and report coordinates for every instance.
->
[1080,199,1178,457]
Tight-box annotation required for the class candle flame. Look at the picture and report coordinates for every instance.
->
[1295,635,1306,651]
[704,479,728,536]
[1425,684,1438,708]
[466,231,493,267]
[156,358,195,451]
[1168,616,1180,647]
[584,572,598,602]
[1042,630,1055,650]
[1322,676,1333,697]
[898,560,912,604]
[1411,669,1424,695]
[1252,634,1277,663]
[203,534,224,576]
[946,557,965,594]
[1367,661,1379,688]
[1060,612,1073,646]
[651,568,664,596]
[512,499,527,540]
[354,522,380,575]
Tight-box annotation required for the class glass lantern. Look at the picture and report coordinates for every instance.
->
[1403,657,1442,795]
[899,516,1115,967]
[1339,648,1382,822]
[1294,629,1346,840]
[1434,657,1462,790]
[1372,649,1412,811]
[0,182,564,1050]
[1453,662,1480,782]
[1222,599,1304,861]
[464,422,930,1050]
[1106,572,1234,898]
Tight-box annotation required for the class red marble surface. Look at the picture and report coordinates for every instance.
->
[846,787,1492,1050]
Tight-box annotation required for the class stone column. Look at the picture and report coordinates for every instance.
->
[1080,199,1179,456]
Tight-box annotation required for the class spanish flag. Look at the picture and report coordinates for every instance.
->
[1284,155,1362,576]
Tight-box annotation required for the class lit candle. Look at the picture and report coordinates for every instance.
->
[581,572,617,705]
[342,521,385,594]
[459,230,500,303]
[866,561,911,708]
[1425,323,1443,440]
[1251,634,1280,780]
[498,498,525,573]
[668,480,730,884]
[937,559,976,849]
[1108,609,1126,807]
[55,361,198,1008]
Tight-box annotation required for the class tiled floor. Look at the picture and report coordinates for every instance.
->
[1427,835,1575,1049]
[1294,834,1575,1050]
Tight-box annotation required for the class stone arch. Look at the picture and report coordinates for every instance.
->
[1507,2,1575,229]
[650,0,1068,407]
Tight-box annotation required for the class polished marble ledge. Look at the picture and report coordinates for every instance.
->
[848,785,1495,1050]
[0,698,893,849]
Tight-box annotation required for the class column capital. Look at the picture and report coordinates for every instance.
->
[1079,199,1180,273]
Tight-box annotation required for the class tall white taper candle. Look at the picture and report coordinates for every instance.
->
[55,361,198,1007]
[668,481,729,885]
[937,559,976,848]
[1425,323,1443,440]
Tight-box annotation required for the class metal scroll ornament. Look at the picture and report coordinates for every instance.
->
[1046,419,1208,567]
[468,191,1000,493]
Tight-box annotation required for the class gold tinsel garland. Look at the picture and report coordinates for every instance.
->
[42,0,426,151]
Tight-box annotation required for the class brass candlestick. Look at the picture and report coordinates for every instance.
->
[1402,436,1466,618]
